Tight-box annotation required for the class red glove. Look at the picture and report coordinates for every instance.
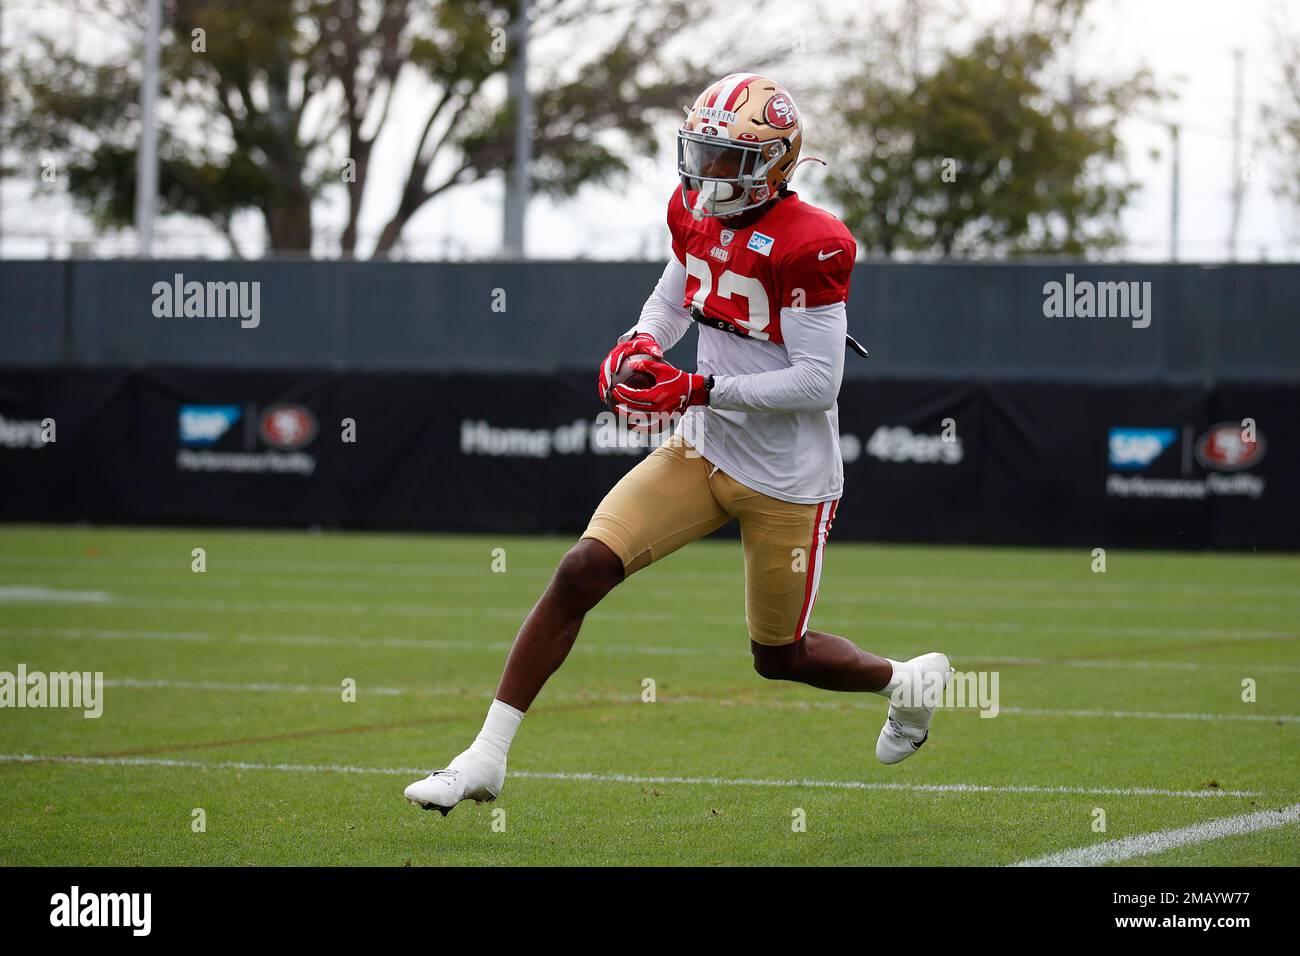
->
[597,333,663,404]
[610,357,710,416]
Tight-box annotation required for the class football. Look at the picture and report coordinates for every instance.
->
[605,353,657,410]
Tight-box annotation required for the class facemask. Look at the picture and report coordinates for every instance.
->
[691,180,738,221]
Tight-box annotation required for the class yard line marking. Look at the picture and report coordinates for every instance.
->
[90,677,1300,724]
[0,626,723,658]
[10,567,1300,616]
[5,625,1299,670]
[1011,803,1300,866]
[0,753,1262,798]
[997,707,1298,724]
[1,592,1295,641]
[814,591,1300,617]
[849,618,1297,642]
[1,570,542,599]
[508,772,1261,799]
[967,655,1300,674]
[0,626,213,643]
[103,677,419,695]
[4,552,1297,599]
[0,586,111,604]
[231,632,719,658]
[847,573,1300,601]
[0,554,496,578]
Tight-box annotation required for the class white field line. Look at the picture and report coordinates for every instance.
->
[996,707,1298,724]
[0,586,112,604]
[0,554,494,578]
[1011,803,1300,866]
[0,626,720,658]
[5,625,1300,672]
[4,570,552,597]
[92,677,1300,724]
[852,573,1300,601]
[0,626,214,643]
[3,552,1298,599]
[1,590,1295,642]
[7,566,1300,617]
[0,753,1263,799]
[972,655,1300,674]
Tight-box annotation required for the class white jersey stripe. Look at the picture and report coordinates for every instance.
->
[809,506,831,630]
[796,501,834,637]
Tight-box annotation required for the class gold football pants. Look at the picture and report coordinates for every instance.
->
[582,436,839,645]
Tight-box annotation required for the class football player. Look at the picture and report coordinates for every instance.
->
[405,73,953,814]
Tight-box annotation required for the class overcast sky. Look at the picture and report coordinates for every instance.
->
[2,0,1296,261]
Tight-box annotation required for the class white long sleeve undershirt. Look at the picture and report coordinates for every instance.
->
[625,258,847,415]
[709,302,846,413]
[623,259,694,350]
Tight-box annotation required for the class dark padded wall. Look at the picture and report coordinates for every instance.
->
[3,260,1297,383]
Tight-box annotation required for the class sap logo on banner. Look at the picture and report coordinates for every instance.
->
[175,403,317,476]
[1108,428,1177,470]
[1042,273,1151,328]
[179,405,241,446]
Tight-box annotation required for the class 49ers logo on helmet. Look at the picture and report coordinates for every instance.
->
[763,93,797,129]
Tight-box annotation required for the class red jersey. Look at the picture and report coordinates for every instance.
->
[666,184,856,345]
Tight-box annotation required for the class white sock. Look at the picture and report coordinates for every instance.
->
[872,659,908,699]
[468,699,524,763]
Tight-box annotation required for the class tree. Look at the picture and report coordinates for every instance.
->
[1263,22,1300,249]
[6,0,717,257]
[823,9,1159,258]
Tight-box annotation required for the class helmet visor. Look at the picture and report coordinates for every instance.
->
[677,131,761,191]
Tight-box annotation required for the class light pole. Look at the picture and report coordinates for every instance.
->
[501,0,531,259]
[135,0,161,257]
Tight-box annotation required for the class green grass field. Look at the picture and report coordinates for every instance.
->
[0,524,1297,866]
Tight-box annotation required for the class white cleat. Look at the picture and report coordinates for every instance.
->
[404,749,506,816]
[876,652,954,765]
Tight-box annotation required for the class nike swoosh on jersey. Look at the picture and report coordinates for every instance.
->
[817,249,843,260]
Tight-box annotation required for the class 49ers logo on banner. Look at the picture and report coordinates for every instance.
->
[763,93,797,129]
[260,403,318,450]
